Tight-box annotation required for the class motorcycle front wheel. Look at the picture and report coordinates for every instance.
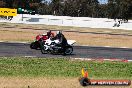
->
[64,46,73,55]
[30,42,37,49]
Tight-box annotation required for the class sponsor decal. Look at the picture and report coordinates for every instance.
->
[90,79,131,85]
[0,8,17,16]
[79,68,131,86]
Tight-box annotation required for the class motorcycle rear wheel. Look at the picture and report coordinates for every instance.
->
[41,46,48,54]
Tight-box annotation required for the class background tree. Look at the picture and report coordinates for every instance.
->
[107,0,132,19]
[0,0,131,19]
[38,1,52,15]
[0,0,6,7]
[50,0,64,15]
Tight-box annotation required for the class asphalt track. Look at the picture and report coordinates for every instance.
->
[0,42,132,60]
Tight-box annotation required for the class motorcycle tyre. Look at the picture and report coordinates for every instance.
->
[31,41,41,50]
[63,46,73,55]
[30,42,38,49]
[79,77,90,86]
[41,46,48,54]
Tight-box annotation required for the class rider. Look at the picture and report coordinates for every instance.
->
[46,30,55,39]
[53,31,68,52]
[41,30,55,41]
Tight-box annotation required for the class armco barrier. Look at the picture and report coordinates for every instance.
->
[1,14,132,30]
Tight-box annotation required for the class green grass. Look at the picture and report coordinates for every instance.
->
[0,57,132,79]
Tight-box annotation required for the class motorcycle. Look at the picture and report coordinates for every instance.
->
[30,34,48,49]
[41,38,76,55]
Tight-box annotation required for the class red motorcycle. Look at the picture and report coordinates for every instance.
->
[30,34,48,49]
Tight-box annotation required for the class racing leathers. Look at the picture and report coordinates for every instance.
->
[46,31,55,39]
[52,32,68,53]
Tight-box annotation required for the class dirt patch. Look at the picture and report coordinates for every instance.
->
[0,77,131,88]
[0,77,81,88]
[0,23,132,48]
[63,32,132,47]
[0,28,44,42]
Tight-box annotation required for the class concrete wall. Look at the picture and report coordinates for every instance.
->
[0,14,132,30]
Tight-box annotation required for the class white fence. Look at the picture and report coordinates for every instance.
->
[0,14,132,30]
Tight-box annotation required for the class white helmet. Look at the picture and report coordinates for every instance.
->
[56,31,62,34]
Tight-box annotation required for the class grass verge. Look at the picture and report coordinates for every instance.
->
[0,57,131,79]
[0,22,132,35]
